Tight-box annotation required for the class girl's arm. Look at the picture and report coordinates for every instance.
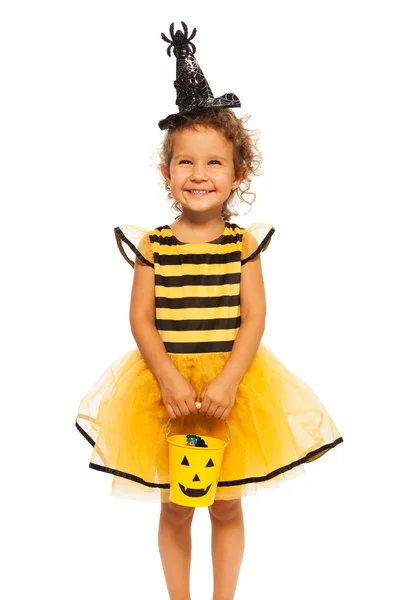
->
[129,257,180,384]
[218,255,266,385]
[130,257,199,419]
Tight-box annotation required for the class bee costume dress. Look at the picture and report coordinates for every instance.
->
[75,22,344,503]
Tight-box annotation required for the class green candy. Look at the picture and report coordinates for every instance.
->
[186,434,208,448]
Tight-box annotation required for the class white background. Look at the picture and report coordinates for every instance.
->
[1,1,399,598]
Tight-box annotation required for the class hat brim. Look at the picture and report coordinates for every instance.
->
[158,94,241,130]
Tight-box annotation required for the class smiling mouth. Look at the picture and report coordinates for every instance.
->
[185,190,214,196]
[179,483,212,497]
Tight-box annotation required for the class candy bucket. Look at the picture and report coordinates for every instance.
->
[164,419,232,507]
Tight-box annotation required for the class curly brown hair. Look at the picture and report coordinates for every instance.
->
[156,108,263,221]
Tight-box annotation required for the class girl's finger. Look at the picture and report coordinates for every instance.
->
[205,402,218,418]
[166,404,177,420]
[199,399,211,415]
[178,402,190,416]
[220,408,230,421]
[185,399,197,414]
[213,406,225,420]
[172,404,184,418]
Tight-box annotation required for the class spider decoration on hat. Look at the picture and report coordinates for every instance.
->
[158,20,241,130]
[161,21,197,58]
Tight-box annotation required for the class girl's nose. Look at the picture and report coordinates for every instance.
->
[191,163,208,180]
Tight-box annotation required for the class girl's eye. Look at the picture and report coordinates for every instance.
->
[178,160,221,165]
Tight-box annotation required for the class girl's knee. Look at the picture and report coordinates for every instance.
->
[208,499,242,522]
[161,501,195,524]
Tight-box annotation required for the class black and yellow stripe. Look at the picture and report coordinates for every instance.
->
[151,221,244,354]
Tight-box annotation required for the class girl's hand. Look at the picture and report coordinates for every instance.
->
[198,373,238,421]
[159,370,199,420]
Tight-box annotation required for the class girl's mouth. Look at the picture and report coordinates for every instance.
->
[185,190,214,197]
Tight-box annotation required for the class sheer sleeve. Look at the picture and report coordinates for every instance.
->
[114,225,154,269]
[241,222,275,266]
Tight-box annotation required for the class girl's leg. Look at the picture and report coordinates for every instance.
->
[208,499,245,600]
[158,501,196,600]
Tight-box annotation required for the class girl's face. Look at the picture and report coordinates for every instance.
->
[161,126,243,218]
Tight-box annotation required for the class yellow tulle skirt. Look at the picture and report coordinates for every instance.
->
[75,344,343,503]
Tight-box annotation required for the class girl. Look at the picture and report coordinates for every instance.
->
[75,22,343,600]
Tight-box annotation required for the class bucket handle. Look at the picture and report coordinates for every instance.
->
[164,417,232,442]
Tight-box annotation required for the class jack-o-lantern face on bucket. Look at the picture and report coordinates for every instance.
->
[178,454,214,498]
[168,435,228,507]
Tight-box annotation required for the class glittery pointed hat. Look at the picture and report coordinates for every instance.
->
[158,21,241,130]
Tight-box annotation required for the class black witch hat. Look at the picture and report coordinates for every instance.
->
[158,21,241,130]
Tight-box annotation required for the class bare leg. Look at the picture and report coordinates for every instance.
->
[208,499,245,600]
[158,501,196,600]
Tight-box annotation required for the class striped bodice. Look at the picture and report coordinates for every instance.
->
[151,221,244,354]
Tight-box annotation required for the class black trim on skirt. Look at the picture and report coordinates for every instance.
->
[75,420,344,490]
